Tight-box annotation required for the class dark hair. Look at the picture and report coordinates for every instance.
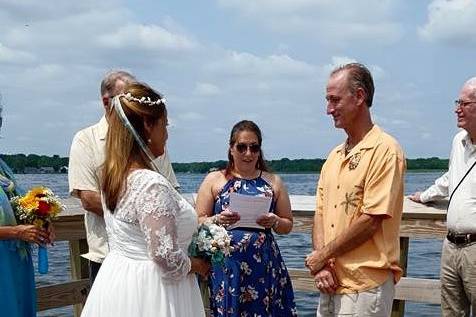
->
[225,120,269,176]
[331,63,375,107]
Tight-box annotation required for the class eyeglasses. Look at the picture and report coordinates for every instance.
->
[235,143,260,154]
[455,99,476,108]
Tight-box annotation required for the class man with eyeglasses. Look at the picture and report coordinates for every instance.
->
[305,63,405,316]
[409,77,476,316]
[68,70,179,286]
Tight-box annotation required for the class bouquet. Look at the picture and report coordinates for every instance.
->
[11,186,64,274]
[189,221,233,266]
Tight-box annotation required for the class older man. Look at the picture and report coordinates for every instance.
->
[68,70,179,284]
[409,77,476,316]
[305,63,406,316]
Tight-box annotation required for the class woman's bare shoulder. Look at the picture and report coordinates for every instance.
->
[261,171,280,185]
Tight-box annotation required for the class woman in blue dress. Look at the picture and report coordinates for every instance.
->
[196,120,297,316]
[0,105,50,316]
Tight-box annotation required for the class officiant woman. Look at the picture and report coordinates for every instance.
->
[195,120,298,316]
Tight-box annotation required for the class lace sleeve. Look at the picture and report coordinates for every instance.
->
[137,181,191,279]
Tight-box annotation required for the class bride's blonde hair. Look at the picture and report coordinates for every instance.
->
[101,82,166,212]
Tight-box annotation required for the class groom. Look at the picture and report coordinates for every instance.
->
[306,63,405,316]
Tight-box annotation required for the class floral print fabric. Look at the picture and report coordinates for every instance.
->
[209,175,297,317]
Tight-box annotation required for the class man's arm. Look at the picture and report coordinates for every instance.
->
[408,171,449,203]
[312,213,325,250]
[68,129,103,216]
[306,213,384,274]
[78,190,103,216]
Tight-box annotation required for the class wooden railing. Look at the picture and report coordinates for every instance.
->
[37,196,446,316]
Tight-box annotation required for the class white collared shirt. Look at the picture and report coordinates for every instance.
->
[68,116,180,262]
[420,130,476,233]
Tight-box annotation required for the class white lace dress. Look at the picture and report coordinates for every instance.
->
[81,169,205,317]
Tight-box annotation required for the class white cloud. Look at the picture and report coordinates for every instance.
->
[194,82,220,96]
[0,43,36,64]
[98,24,198,52]
[207,51,317,78]
[216,0,403,45]
[323,56,385,80]
[419,0,476,46]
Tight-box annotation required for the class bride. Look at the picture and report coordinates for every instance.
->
[81,82,209,317]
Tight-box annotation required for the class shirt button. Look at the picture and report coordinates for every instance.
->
[334,205,337,208]
[331,224,334,228]
[337,185,340,189]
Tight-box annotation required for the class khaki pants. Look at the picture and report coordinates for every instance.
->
[441,238,476,317]
[316,275,394,317]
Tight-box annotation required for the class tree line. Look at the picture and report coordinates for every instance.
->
[0,154,449,174]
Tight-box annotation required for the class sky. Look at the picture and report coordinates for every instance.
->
[0,0,475,162]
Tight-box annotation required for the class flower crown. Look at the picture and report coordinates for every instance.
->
[118,92,166,106]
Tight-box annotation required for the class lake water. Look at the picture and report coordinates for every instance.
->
[16,171,446,317]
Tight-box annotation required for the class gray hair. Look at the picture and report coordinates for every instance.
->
[330,63,375,108]
[100,70,136,98]
[464,77,476,99]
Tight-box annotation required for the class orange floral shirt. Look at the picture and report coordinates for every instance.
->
[316,125,406,293]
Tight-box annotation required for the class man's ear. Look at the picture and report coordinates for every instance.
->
[102,96,110,112]
[355,88,366,107]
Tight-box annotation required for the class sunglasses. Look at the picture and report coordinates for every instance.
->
[235,143,261,154]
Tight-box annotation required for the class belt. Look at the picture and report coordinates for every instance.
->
[447,231,476,246]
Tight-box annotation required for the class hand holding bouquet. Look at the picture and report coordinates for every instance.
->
[11,186,64,274]
[189,221,233,266]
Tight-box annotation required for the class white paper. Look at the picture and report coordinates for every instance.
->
[228,192,272,229]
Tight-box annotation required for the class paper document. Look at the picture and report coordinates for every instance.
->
[228,192,272,229]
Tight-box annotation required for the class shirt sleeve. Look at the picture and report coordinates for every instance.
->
[362,149,405,218]
[68,131,99,197]
[316,168,325,216]
[419,171,449,203]
[137,181,191,279]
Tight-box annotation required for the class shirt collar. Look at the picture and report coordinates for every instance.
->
[337,124,382,155]
[461,130,476,153]
[98,116,108,141]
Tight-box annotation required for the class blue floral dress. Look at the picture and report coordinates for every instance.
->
[209,174,297,317]
[0,159,36,317]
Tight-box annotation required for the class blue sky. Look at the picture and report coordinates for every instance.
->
[0,0,475,162]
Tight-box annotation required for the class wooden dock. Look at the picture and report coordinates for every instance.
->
[37,195,447,316]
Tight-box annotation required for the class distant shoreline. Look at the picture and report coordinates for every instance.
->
[2,154,448,174]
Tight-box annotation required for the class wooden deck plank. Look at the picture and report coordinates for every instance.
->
[37,279,90,311]
[61,195,447,219]
[288,269,441,304]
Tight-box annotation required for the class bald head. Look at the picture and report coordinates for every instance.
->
[100,70,136,113]
[100,70,136,99]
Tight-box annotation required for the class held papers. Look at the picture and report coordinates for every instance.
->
[228,192,272,229]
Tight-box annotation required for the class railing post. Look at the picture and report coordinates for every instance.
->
[199,277,210,316]
[391,236,409,317]
[69,238,89,317]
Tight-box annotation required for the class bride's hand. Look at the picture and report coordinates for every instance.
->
[190,257,210,278]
